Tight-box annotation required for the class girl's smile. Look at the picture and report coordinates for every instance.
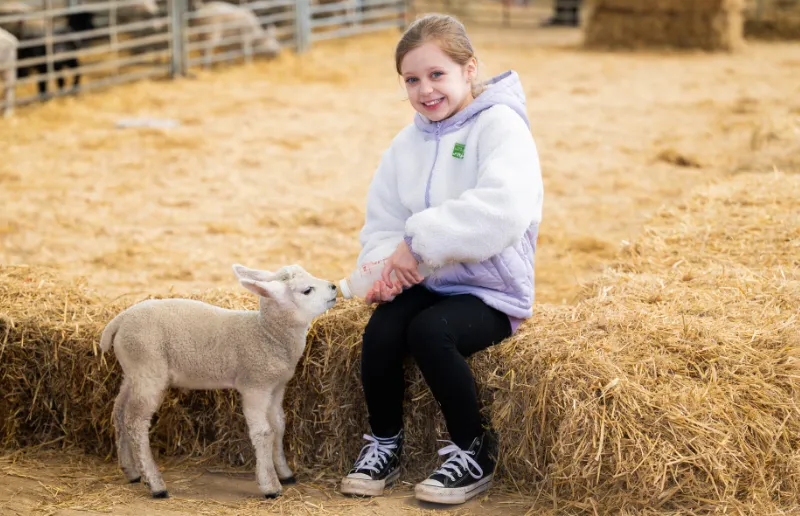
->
[400,42,476,122]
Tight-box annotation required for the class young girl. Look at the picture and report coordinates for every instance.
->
[339,13,543,505]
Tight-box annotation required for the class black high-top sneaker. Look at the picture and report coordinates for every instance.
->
[414,431,497,505]
[340,430,404,497]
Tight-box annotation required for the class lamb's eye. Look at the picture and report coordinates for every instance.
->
[303,287,314,295]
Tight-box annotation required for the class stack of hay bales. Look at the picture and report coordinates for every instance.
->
[744,0,800,40]
[583,0,746,51]
[1,168,800,512]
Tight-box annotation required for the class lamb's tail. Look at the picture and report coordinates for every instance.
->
[99,312,123,353]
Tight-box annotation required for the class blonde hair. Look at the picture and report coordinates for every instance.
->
[395,13,485,97]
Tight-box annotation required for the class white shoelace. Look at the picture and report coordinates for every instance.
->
[432,441,484,482]
[354,434,398,473]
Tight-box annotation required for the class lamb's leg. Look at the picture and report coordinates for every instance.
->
[241,389,281,498]
[124,377,169,498]
[113,377,141,483]
[242,33,252,64]
[55,62,66,92]
[35,63,48,100]
[268,384,293,483]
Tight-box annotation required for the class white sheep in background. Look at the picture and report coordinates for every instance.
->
[0,27,17,117]
[99,263,338,499]
[190,1,281,69]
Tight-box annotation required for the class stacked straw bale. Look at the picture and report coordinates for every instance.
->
[744,0,800,40]
[583,0,746,51]
[2,169,800,512]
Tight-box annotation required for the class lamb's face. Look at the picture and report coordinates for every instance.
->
[274,265,338,321]
[232,263,337,323]
[256,27,281,58]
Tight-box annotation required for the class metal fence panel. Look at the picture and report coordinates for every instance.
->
[408,0,564,28]
[1,0,407,115]
[183,0,300,70]
[1,0,174,111]
[308,0,405,42]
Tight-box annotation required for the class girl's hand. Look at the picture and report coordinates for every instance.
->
[365,279,402,305]
[382,241,424,289]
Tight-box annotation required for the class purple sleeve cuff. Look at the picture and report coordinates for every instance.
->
[404,235,422,263]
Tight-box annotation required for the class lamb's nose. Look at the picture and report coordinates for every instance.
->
[330,283,337,291]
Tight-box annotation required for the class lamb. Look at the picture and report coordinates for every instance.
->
[99,263,338,499]
[16,25,82,99]
[189,1,281,69]
[0,27,17,117]
[0,2,83,99]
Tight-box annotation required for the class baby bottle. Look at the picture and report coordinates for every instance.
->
[339,258,431,299]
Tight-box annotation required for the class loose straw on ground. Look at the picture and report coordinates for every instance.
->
[1,170,799,513]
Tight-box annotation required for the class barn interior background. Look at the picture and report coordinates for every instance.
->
[1,0,799,115]
[1,0,800,514]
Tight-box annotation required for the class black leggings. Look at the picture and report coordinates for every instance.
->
[360,284,512,450]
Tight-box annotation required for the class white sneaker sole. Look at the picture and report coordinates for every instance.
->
[414,474,493,505]
[340,468,400,497]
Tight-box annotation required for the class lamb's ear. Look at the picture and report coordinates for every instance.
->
[238,278,291,305]
[232,264,276,283]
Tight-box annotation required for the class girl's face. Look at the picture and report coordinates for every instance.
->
[400,41,477,122]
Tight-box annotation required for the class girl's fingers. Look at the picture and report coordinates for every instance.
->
[381,263,394,288]
[387,282,401,300]
[395,270,413,288]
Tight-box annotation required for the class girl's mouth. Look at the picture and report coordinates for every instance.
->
[422,98,444,109]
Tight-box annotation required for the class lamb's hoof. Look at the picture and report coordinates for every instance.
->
[129,477,141,484]
[279,476,296,485]
[152,490,169,499]
[264,492,281,499]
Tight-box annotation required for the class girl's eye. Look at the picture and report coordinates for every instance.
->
[405,77,418,84]
[431,71,443,79]
[303,287,314,295]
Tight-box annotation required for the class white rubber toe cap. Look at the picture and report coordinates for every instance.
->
[345,473,372,481]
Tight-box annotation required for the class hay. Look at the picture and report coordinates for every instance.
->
[584,8,745,51]
[2,167,800,512]
[591,0,743,13]
[743,0,800,40]
[744,16,800,40]
[583,0,745,51]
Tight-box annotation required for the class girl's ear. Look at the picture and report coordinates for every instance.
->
[465,57,478,82]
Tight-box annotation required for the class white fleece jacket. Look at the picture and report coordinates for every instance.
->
[358,72,543,272]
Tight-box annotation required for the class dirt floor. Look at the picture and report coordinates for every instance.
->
[2,11,800,516]
[0,449,543,516]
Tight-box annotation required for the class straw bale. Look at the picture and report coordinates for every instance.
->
[744,16,800,40]
[743,0,800,40]
[2,170,800,512]
[591,0,744,14]
[583,7,745,51]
